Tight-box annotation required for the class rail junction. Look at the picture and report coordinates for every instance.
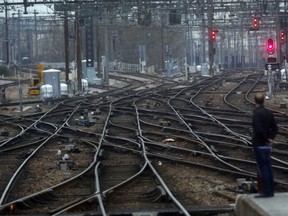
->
[0,68,288,216]
[1,0,288,216]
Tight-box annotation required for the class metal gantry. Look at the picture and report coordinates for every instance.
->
[0,0,288,76]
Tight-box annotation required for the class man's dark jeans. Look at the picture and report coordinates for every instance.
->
[254,146,274,196]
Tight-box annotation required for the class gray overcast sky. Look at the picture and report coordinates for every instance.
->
[0,3,55,16]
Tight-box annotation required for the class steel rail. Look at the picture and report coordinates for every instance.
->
[0,100,83,205]
[0,129,98,213]
[188,85,252,145]
[167,84,255,174]
[133,98,192,216]
[223,74,260,114]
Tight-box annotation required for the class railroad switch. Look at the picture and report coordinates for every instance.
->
[75,111,97,127]
[236,178,257,193]
[88,112,97,123]
[34,104,42,112]
[59,160,74,171]
[65,144,80,153]
[58,154,74,171]
[76,119,95,127]
[65,144,75,151]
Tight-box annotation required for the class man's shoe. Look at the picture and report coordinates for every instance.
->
[254,194,274,198]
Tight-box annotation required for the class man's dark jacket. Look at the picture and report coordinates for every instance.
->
[252,105,278,147]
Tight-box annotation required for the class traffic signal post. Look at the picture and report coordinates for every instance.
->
[208,28,218,76]
[208,29,215,76]
[207,2,215,77]
[265,37,280,95]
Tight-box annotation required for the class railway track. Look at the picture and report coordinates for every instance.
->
[0,69,288,215]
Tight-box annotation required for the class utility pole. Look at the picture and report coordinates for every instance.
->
[17,10,21,64]
[285,1,288,66]
[187,17,194,65]
[103,8,109,85]
[160,12,165,74]
[4,0,9,65]
[17,10,23,113]
[207,0,214,76]
[75,7,82,92]
[241,17,244,67]
[34,10,38,63]
[96,19,101,78]
[275,0,281,92]
[64,9,70,82]
[201,15,206,65]
[276,0,281,65]
[11,13,14,65]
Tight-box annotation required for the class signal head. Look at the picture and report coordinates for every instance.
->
[281,31,285,42]
[266,38,275,55]
[210,29,217,42]
[253,17,259,30]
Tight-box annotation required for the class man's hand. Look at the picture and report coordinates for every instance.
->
[267,139,276,146]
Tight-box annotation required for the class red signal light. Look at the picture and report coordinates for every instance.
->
[281,31,285,42]
[266,38,275,54]
[253,17,259,30]
[210,29,217,42]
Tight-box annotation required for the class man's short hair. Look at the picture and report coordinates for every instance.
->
[254,93,265,105]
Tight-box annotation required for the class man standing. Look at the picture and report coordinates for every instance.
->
[252,93,278,198]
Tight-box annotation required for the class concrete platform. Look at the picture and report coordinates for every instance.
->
[234,193,288,216]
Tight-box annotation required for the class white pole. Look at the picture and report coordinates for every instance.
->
[268,65,273,98]
[184,56,188,81]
